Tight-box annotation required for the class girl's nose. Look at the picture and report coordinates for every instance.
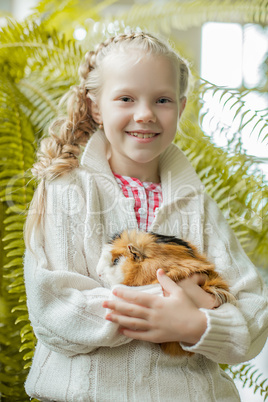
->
[134,104,156,123]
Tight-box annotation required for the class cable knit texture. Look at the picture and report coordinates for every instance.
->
[24,131,268,401]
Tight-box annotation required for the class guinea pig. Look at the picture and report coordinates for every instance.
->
[96,230,235,356]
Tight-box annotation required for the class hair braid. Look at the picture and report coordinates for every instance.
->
[31,82,97,183]
[79,32,156,82]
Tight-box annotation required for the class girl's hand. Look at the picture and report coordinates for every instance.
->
[103,269,216,346]
[173,273,221,310]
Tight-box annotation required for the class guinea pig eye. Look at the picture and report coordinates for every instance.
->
[113,257,120,265]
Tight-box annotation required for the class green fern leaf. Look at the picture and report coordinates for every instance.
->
[103,0,268,33]
[0,72,36,400]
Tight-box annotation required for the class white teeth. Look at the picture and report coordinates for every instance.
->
[128,132,157,138]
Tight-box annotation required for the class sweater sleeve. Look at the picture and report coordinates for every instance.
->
[24,175,132,357]
[181,194,268,364]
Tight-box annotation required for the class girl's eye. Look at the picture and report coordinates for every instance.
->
[119,97,132,102]
[157,98,171,104]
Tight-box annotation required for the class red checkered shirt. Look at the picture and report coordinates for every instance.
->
[114,173,163,231]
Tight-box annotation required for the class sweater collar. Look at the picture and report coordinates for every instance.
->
[81,130,112,176]
[81,130,202,201]
[159,140,203,204]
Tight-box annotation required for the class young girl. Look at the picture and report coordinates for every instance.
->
[24,31,267,401]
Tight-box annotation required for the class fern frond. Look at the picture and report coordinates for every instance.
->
[21,0,267,41]
[102,0,268,33]
[0,73,36,400]
[19,75,74,134]
[30,0,117,36]
[177,92,268,269]
[199,81,268,145]
[224,363,268,400]
[0,18,83,81]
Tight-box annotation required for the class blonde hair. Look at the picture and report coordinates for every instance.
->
[24,31,190,247]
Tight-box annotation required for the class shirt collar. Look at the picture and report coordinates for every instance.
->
[113,173,162,193]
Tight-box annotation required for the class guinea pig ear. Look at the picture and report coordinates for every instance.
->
[127,244,144,261]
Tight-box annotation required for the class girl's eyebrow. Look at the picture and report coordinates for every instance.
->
[111,87,177,97]
[111,88,134,95]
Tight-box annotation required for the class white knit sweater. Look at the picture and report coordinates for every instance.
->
[24,131,268,401]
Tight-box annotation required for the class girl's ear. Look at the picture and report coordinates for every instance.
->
[179,96,187,118]
[87,97,102,125]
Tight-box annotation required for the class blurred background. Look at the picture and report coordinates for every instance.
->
[0,1,267,401]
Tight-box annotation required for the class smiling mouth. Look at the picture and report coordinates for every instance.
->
[126,132,159,139]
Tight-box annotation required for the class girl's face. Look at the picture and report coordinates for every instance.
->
[93,51,185,182]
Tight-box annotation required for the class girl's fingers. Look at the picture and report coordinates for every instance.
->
[119,328,153,341]
[177,276,219,309]
[103,299,148,319]
[157,269,180,296]
[106,313,149,331]
[187,273,207,286]
[111,286,156,308]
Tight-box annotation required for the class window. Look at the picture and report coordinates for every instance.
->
[200,22,268,176]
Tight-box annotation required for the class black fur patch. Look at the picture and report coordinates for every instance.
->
[108,231,196,259]
[150,232,196,258]
[109,233,122,243]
